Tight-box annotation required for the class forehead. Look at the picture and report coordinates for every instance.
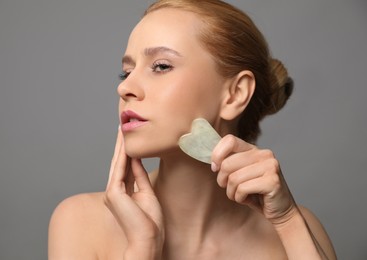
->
[126,8,204,55]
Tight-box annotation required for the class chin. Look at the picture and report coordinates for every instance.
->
[124,140,179,159]
[125,149,155,159]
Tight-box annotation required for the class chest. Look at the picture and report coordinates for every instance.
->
[160,233,287,260]
[97,209,287,259]
[99,234,287,260]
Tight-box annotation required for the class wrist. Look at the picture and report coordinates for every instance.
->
[125,240,164,260]
[270,204,300,230]
[272,207,323,260]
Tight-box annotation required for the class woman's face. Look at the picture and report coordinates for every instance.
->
[118,8,227,158]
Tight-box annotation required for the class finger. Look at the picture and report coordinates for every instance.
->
[229,176,271,204]
[225,163,265,198]
[131,158,154,193]
[216,150,262,187]
[124,157,135,196]
[107,131,128,191]
[219,148,275,174]
[211,134,255,172]
[106,192,156,239]
[226,158,280,200]
[232,171,295,222]
[218,162,263,189]
[107,125,123,186]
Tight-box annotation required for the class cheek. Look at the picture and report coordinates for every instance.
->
[161,77,222,119]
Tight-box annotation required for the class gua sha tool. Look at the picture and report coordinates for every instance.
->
[178,118,221,164]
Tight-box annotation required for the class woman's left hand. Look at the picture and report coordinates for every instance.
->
[211,134,297,225]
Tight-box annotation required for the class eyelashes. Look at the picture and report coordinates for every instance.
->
[151,61,173,73]
[119,61,173,81]
[119,72,130,81]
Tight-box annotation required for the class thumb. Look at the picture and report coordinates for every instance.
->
[131,158,154,193]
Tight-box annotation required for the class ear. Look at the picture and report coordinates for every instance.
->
[220,70,255,121]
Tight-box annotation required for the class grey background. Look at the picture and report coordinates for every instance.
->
[0,0,366,259]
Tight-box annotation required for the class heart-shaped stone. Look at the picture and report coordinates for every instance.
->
[178,118,221,164]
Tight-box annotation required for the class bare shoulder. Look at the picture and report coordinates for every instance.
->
[298,206,337,259]
[48,192,126,259]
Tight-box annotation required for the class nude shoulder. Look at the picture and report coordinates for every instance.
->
[298,206,337,259]
[49,192,107,229]
[48,192,126,259]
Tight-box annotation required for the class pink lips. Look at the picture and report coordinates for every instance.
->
[121,110,148,132]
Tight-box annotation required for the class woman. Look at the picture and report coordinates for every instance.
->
[48,0,336,259]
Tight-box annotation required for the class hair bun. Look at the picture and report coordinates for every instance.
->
[267,58,294,115]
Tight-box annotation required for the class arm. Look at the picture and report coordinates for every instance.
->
[211,134,336,260]
[272,204,336,259]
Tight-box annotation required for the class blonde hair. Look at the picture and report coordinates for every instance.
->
[145,0,293,143]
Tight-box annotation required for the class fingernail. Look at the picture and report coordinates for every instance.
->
[211,162,218,172]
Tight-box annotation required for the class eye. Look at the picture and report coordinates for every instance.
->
[119,71,130,81]
[151,61,173,73]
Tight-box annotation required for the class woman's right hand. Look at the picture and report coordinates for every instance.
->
[104,126,164,259]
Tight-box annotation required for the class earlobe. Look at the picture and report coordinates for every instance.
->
[220,70,255,120]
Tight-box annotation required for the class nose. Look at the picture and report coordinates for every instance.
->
[117,75,145,102]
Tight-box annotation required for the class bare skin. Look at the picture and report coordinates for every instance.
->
[48,8,336,260]
[49,127,336,259]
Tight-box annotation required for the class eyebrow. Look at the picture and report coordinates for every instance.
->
[122,46,182,66]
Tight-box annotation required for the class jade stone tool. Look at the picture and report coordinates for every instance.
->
[178,118,221,164]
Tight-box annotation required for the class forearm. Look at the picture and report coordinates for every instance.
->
[273,208,329,260]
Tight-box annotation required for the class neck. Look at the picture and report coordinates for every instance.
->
[153,151,250,246]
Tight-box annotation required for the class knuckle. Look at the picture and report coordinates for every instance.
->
[227,174,237,187]
[266,170,281,189]
[266,157,280,172]
[235,194,243,204]
[220,159,231,172]
[269,177,281,194]
[235,184,247,203]
[261,149,275,159]
[226,188,234,201]
[225,134,238,149]
[270,173,280,185]
[212,135,239,163]
[216,174,226,188]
